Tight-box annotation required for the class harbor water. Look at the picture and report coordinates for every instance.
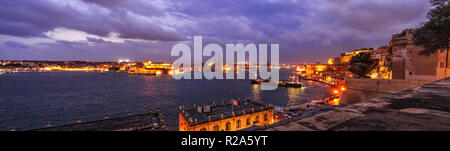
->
[0,69,332,130]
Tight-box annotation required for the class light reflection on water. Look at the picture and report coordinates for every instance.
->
[287,87,306,106]
[0,70,332,130]
[251,84,261,102]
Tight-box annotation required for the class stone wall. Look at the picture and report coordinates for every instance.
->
[436,49,450,80]
[340,78,430,105]
[266,78,450,131]
[390,29,439,81]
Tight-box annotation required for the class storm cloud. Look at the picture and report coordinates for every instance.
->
[0,0,430,63]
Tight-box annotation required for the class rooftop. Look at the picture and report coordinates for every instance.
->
[265,77,450,131]
[180,99,273,126]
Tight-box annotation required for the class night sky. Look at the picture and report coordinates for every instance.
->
[0,0,430,63]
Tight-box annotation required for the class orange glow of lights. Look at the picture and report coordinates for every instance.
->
[174,70,184,74]
[370,73,380,79]
[223,65,231,71]
[295,66,305,72]
[328,59,334,65]
[329,98,340,106]
[315,65,327,72]
[341,87,346,91]
[333,90,339,94]
[168,70,173,75]
[155,70,163,75]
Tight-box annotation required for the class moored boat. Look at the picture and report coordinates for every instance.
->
[250,79,271,84]
[278,80,303,88]
[278,75,303,88]
[250,79,263,84]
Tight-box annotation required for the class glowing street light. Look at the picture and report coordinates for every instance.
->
[333,90,339,94]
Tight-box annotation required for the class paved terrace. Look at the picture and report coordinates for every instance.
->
[180,99,273,126]
[31,111,167,131]
[266,77,450,131]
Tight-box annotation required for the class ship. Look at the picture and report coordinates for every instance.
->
[251,76,302,88]
[278,75,303,88]
[250,79,270,84]
[250,79,263,84]
[278,80,303,88]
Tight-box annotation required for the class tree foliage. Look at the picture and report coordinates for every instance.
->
[348,52,379,78]
[414,0,450,55]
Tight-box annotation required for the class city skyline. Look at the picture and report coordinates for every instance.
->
[0,0,430,63]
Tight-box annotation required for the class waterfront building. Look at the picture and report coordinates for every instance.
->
[300,49,376,85]
[328,48,375,66]
[367,45,392,79]
[179,99,274,131]
[299,63,349,86]
[129,61,172,74]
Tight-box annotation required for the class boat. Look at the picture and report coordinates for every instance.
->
[278,76,303,88]
[250,79,263,84]
[250,79,271,84]
[278,80,303,88]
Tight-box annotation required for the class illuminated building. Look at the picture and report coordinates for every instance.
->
[300,63,348,86]
[179,99,274,131]
[364,45,393,79]
[327,48,375,67]
[142,61,171,70]
[341,48,374,62]
[126,61,172,75]
[327,59,334,65]
[118,59,130,63]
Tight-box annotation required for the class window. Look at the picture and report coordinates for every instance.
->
[255,116,259,123]
[226,122,231,131]
[264,114,268,121]
[246,118,251,126]
[213,125,219,131]
[200,127,207,131]
[236,120,241,128]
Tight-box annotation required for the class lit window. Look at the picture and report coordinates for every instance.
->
[246,118,251,126]
[236,120,241,128]
[264,114,268,121]
[226,122,231,131]
[213,125,219,131]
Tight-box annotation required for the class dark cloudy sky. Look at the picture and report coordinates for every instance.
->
[0,0,430,63]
